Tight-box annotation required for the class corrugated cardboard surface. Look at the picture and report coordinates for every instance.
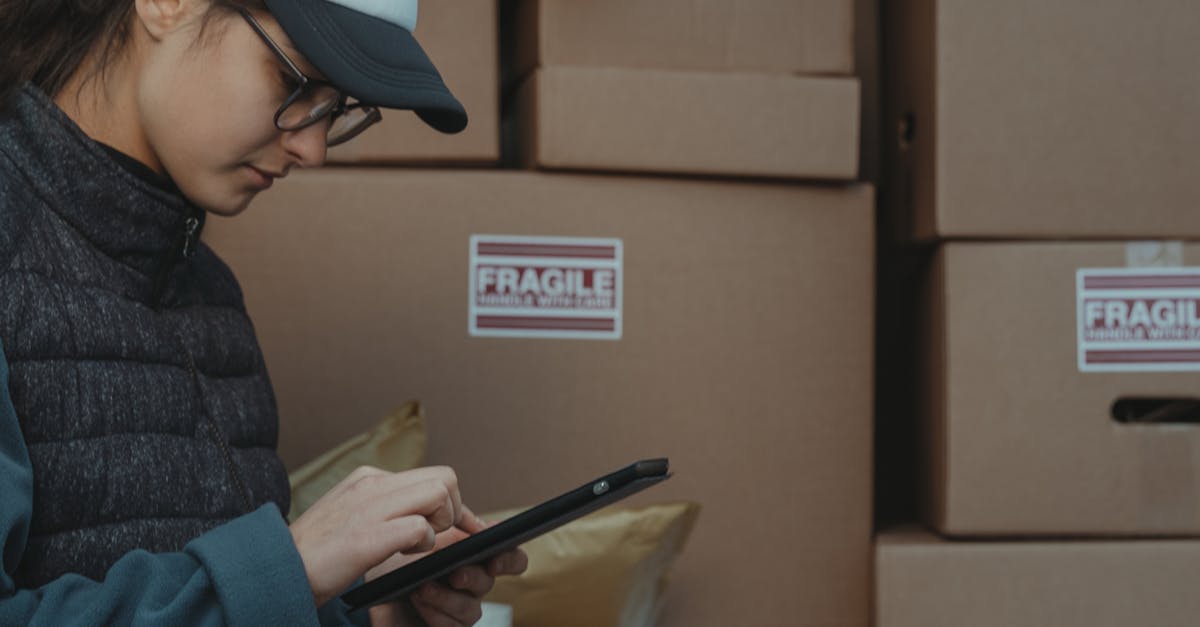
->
[516,67,861,181]
[204,170,874,627]
[921,243,1200,535]
[325,0,497,164]
[885,0,1200,240]
[876,528,1200,627]
[513,0,854,76]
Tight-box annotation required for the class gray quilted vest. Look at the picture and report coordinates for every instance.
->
[0,85,291,586]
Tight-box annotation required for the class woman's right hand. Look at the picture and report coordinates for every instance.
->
[288,465,466,607]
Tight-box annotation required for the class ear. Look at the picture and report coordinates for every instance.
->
[134,0,204,41]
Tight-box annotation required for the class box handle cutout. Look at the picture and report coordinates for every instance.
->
[1112,398,1200,424]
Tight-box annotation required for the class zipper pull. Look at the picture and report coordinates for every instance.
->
[181,216,201,259]
[152,212,202,307]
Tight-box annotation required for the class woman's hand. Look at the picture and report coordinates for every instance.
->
[289,466,466,607]
[366,508,530,627]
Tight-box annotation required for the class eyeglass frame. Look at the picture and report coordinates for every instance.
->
[235,7,382,146]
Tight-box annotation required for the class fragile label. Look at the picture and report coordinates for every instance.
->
[469,235,622,340]
[1077,268,1200,371]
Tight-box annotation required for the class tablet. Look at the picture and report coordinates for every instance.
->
[341,458,672,611]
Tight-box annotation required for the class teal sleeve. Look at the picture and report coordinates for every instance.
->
[317,586,373,627]
[0,339,322,626]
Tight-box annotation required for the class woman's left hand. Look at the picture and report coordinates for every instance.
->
[366,507,529,627]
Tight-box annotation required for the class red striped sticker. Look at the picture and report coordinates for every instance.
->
[1077,267,1200,371]
[469,236,622,340]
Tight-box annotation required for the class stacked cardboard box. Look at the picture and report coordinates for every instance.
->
[205,3,872,627]
[205,172,873,627]
[879,1,1200,624]
[877,528,1200,627]
[509,0,862,181]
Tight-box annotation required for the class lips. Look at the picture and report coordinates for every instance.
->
[245,165,284,189]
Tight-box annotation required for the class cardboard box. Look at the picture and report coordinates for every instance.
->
[204,170,874,627]
[325,0,497,164]
[876,528,1200,627]
[855,0,880,185]
[512,0,855,77]
[514,66,860,180]
[921,242,1200,536]
[883,0,1200,239]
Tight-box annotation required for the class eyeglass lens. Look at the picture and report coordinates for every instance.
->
[239,7,381,145]
[327,107,382,146]
[277,84,341,130]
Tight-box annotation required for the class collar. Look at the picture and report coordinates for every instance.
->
[97,141,182,196]
[0,84,205,286]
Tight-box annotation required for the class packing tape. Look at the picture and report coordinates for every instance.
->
[1125,241,1184,268]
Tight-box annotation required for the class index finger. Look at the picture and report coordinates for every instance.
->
[391,466,465,527]
[455,505,490,535]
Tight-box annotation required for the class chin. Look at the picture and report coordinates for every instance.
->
[215,195,257,217]
[187,185,260,217]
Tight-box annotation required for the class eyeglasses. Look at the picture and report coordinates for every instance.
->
[238,8,382,146]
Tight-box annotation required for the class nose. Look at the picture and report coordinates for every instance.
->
[281,120,328,168]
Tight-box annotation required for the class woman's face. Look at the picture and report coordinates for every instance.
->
[135,1,330,216]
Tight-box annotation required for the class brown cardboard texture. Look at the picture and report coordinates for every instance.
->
[884,0,1200,239]
[515,67,860,181]
[204,170,874,627]
[877,528,1200,627]
[921,242,1200,536]
[513,0,854,76]
[325,0,497,164]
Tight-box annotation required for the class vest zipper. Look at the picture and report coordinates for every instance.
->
[155,209,252,511]
[180,215,201,258]
[151,208,203,307]
[178,332,256,513]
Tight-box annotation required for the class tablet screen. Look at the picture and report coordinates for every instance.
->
[341,458,671,611]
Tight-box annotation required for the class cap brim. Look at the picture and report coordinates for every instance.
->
[264,0,467,134]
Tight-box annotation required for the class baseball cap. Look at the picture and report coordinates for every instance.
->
[264,0,468,134]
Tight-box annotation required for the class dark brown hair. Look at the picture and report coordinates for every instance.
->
[0,0,265,113]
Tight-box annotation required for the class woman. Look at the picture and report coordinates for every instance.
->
[0,0,526,625]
